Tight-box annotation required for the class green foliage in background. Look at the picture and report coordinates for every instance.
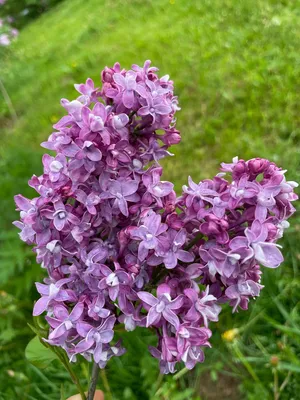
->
[0,0,63,29]
[0,0,299,399]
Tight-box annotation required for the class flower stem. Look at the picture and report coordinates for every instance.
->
[185,232,204,250]
[87,362,100,400]
[274,368,279,400]
[0,77,18,123]
[58,350,87,400]
[27,323,87,399]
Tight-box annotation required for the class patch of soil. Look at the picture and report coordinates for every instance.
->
[196,372,242,400]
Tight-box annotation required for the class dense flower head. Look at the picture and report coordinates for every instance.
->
[14,62,298,374]
[178,156,298,315]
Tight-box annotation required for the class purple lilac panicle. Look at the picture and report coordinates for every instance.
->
[14,61,298,374]
[178,157,298,315]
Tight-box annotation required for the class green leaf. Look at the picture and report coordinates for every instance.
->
[25,336,58,369]
[272,297,298,329]
[271,323,300,337]
[264,315,300,338]
[278,362,300,374]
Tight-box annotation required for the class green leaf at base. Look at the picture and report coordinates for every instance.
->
[25,335,58,369]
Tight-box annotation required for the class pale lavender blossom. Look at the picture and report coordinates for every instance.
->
[101,178,140,217]
[33,279,77,316]
[138,95,172,122]
[111,72,144,108]
[230,220,284,268]
[47,303,84,341]
[74,316,116,363]
[131,211,168,261]
[184,287,221,327]
[149,229,194,269]
[138,284,184,329]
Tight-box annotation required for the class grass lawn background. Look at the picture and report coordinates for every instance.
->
[0,1,299,399]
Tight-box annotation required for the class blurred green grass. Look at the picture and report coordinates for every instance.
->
[0,0,300,399]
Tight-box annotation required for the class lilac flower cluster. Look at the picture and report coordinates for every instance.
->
[178,156,298,316]
[0,16,18,46]
[14,61,298,374]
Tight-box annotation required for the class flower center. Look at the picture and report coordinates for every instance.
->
[195,300,204,312]
[111,150,119,158]
[64,320,73,330]
[156,300,166,313]
[146,233,153,241]
[236,189,245,197]
[50,161,63,172]
[93,332,101,342]
[179,327,190,338]
[106,273,119,287]
[49,283,59,298]
[133,159,142,169]
[152,184,163,196]
[58,211,66,220]
[46,241,60,253]
[228,253,241,264]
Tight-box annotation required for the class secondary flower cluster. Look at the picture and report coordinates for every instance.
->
[178,157,298,314]
[0,16,18,46]
[14,61,298,374]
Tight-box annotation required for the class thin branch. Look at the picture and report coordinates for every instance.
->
[274,369,279,400]
[279,371,292,397]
